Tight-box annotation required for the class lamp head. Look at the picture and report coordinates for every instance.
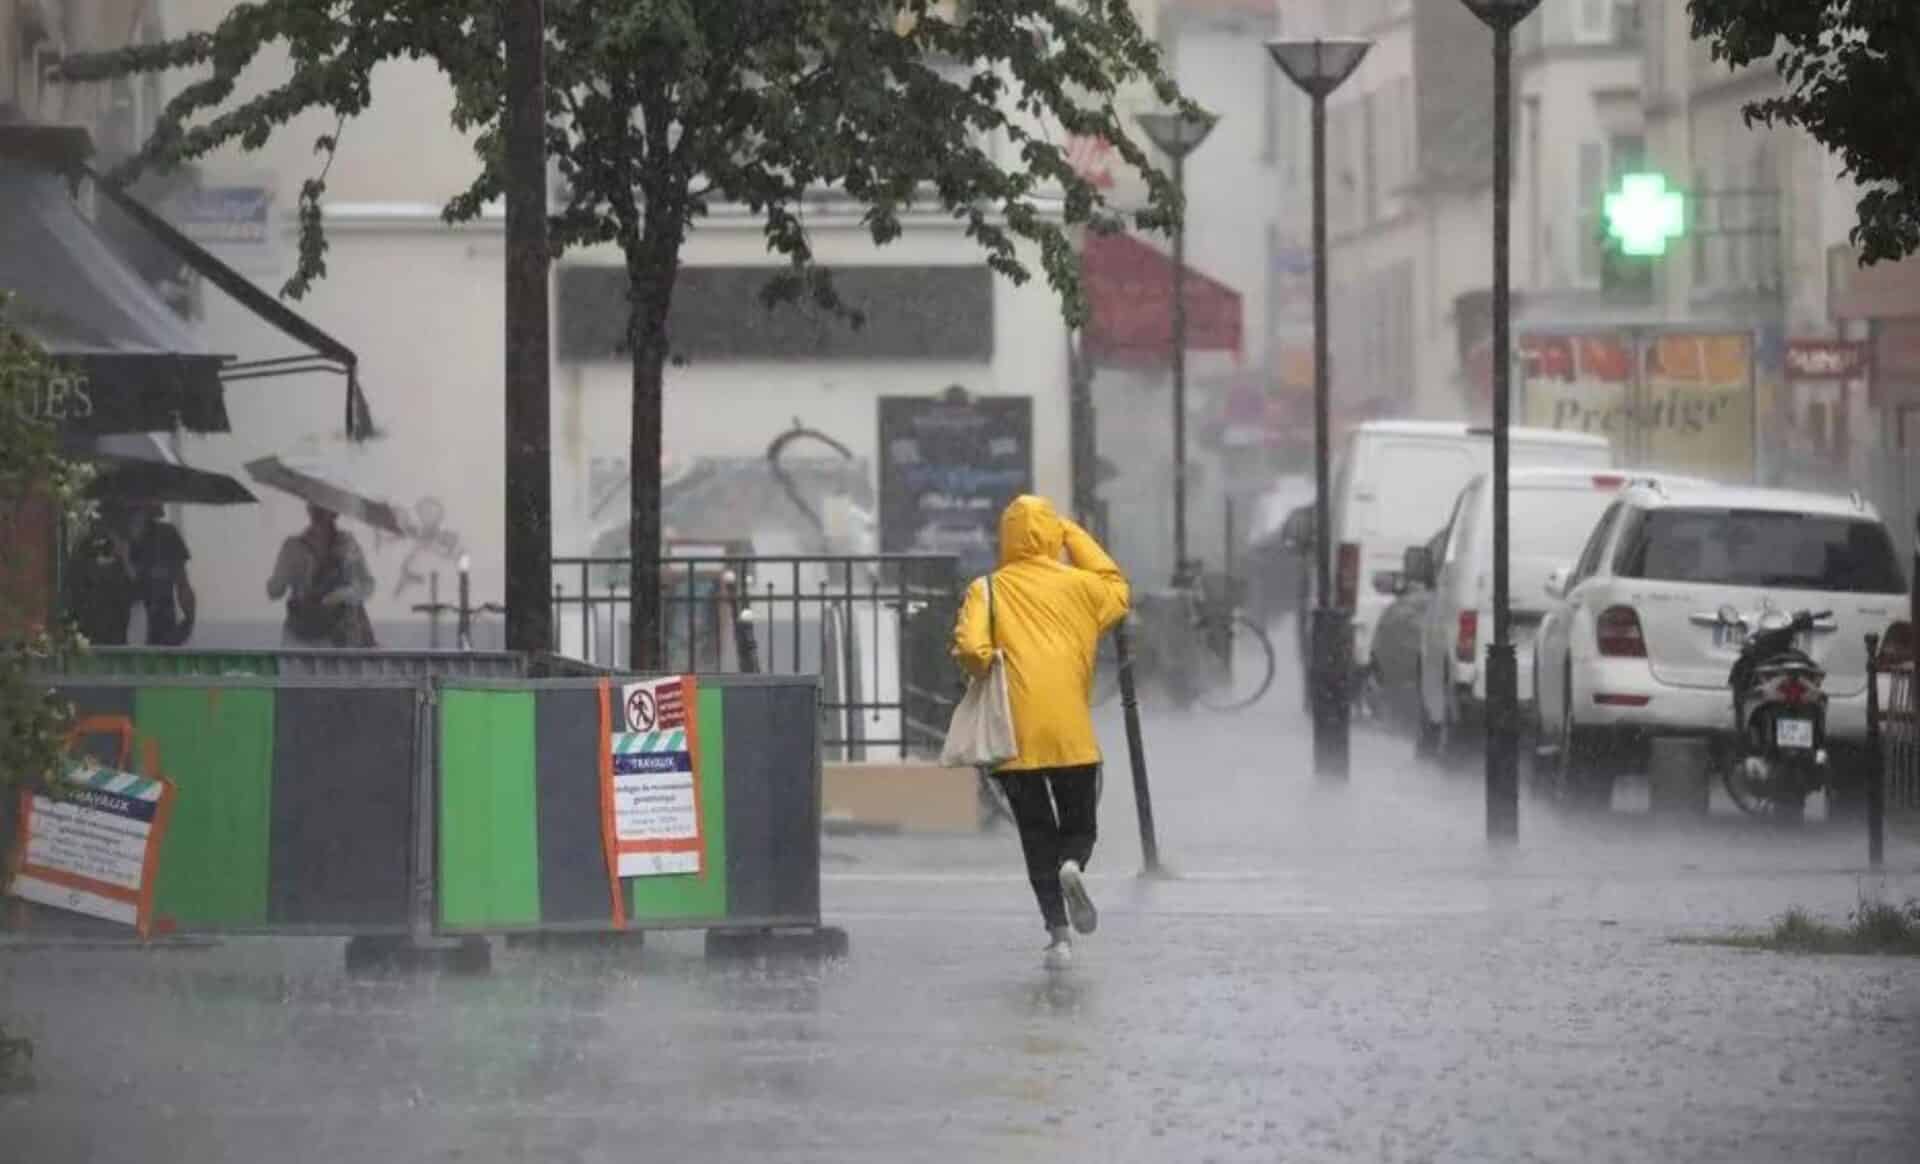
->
[1264,38,1372,100]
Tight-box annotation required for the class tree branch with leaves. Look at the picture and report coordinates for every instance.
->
[0,297,93,1094]
[62,0,1196,666]
[1691,0,1920,264]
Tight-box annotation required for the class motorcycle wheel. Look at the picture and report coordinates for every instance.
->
[1723,754,1810,822]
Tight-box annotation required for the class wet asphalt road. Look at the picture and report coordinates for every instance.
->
[6,651,1920,1163]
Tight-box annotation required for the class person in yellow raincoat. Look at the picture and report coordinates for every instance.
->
[952,494,1129,967]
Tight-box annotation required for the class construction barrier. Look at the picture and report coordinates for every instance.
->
[9,662,825,944]
[37,677,423,936]
[434,675,821,935]
[50,646,531,680]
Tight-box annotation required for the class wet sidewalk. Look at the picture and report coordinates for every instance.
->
[5,688,1919,1163]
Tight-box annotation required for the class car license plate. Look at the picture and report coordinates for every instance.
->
[1775,718,1815,749]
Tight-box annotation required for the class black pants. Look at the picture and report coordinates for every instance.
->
[994,764,1100,931]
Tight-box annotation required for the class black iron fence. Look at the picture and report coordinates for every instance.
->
[1874,661,1920,813]
[552,554,964,761]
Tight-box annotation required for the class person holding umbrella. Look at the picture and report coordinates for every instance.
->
[267,504,377,648]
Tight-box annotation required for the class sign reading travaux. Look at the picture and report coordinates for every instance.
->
[12,756,174,937]
[606,677,705,878]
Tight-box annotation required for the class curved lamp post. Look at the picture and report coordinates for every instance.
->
[1266,37,1371,781]
[1458,0,1544,842]
[1136,110,1217,587]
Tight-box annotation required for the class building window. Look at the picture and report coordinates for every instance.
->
[1577,141,1605,284]
[1643,0,1667,96]
[1692,165,1711,287]
[1577,135,1645,286]
[1576,0,1615,43]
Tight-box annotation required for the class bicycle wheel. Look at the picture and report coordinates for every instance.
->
[1196,615,1278,713]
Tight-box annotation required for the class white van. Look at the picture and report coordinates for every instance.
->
[1410,467,1704,752]
[1321,421,1613,687]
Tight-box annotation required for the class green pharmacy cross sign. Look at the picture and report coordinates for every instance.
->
[1604,172,1686,257]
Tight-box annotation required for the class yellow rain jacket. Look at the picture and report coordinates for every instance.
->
[951,495,1130,772]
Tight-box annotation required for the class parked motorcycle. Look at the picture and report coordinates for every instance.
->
[1719,606,1833,819]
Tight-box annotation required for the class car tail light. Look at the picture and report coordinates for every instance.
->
[1336,542,1360,610]
[1591,474,1625,490]
[1596,605,1647,658]
[1456,610,1479,663]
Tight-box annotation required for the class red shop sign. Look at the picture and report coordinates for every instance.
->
[1786,339,1869,381]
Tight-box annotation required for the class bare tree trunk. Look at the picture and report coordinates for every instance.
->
[502,0,552,656]
[624,242,678,672]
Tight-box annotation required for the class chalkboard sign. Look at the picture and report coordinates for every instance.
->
[878,391,1033,579]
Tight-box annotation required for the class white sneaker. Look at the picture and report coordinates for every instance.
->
[1043,930,1073,970]
[1059,860,1098,935]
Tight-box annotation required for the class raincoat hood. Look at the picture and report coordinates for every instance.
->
[999,495,1066,567]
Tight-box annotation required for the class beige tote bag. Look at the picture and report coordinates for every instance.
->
[940,575,1018,769]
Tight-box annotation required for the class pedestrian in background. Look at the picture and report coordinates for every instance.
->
[127,502,196,646]
[66,502,136,646]
[268,503,377,647]
[951,494,1129,968]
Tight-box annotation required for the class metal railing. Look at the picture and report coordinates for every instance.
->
[1875,662,1920,812]
[552,554,964,761]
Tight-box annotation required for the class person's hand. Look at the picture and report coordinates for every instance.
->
[320,587,353,607]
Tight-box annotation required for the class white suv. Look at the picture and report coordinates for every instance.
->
[1531,481,1907,804]
[1410,468,1702,755]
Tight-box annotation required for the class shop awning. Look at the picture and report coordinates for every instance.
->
[0,124,373,439]
[1080,231,1243,368]
[0,158,229,434]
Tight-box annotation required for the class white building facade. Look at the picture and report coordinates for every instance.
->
[101,1,1081,648]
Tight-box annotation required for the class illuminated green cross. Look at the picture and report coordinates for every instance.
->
[1604,173,1686,257]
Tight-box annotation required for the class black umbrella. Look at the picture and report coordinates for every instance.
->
[76,434,256,506]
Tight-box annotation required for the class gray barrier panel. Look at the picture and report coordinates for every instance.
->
[533,686,616,925]
[721,681,823,923]
[269,686,418,929]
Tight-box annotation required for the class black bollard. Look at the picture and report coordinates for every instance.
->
[735,608,761,674]
[1113,617,1164,877]
[1866,633,1886,870]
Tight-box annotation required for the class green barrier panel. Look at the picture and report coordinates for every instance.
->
[438,689,542,928]
[61,650,280,678]
[136,686,276,927]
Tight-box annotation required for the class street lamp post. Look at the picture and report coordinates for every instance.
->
[1136,111,1216,586]
[1267,37,1371,781]
[1459,0,1543,842]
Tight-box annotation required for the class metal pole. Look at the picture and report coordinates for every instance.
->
[1113,618,1164,876]
[458,560,473,651]
[1171,151,1190,584]
[1308,91,1351,781]
[503,0,553,655]
[1866,633,1885,869]
[1485,22,1520,843]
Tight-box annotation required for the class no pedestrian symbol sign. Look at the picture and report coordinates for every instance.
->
[625,687,656,733]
